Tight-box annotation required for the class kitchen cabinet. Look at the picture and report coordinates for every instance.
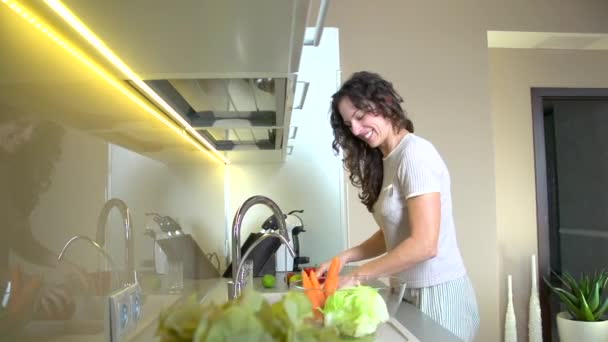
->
[1,0,330,165]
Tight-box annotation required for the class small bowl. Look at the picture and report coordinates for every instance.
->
[291,275,407,318]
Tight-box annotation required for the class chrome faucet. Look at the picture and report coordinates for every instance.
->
[227,196,296,300]
[57,235,123,286]
[96,198,135,286]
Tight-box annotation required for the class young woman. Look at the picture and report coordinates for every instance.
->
[317,71,480,341]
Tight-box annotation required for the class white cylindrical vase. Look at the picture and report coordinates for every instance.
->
[528,254,543,342]
[505,274,518,342]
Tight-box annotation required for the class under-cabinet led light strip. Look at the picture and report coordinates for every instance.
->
[43,0,230,164]
[2,0,229,165]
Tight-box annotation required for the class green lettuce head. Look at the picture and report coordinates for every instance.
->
[322,285,389,337]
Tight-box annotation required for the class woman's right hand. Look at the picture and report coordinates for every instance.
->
[56,260,91,294]
[316,253,347,276]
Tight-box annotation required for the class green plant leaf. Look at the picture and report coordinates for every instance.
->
[593,297,608,321]
[546,269,608,322]
[553,288,582,318]
[563,272,580,293]
[588,282,601,312]
[577,289,596,321]
[600,272,608,294]
[545,278,579,306]
[549,271,571,291]
[579,275,588,297]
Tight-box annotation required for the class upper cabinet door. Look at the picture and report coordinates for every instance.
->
[61,0,311,79]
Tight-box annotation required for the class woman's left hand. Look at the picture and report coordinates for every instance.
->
[56,260,90,294]
[34,285,76,320]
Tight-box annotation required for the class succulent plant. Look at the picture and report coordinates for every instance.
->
[544,270,608,321]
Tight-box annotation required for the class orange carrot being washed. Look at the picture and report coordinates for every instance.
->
[301,270,323,320]
[309,270,326,307]
[309,270,322,290]
[323,257,341,297]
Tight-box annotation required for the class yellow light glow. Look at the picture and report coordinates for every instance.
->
[43,0,229,164]
[2,0,228,165]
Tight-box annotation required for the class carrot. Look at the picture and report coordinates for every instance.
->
[323,257,341,297]
[309,270,326,306]
[301,270,323,320]
[309,270,322,290]
[8,267,42,317]
[11,265,22,291]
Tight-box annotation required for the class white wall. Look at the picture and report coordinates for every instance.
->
[165,163,227,271]
[489,47,608,341]
[107,147,227,275]
[326,0,608,340]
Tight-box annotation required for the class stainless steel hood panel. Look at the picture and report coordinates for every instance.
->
[141,77,293,151]
[61,0,310,79]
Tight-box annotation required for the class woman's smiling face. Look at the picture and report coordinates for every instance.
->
[338,96,394,151]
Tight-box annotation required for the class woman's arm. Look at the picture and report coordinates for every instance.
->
[340,228,386,264]
[317,229,386,275]
[351,192,440,277]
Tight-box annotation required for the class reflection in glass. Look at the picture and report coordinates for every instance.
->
[0,113,88,337]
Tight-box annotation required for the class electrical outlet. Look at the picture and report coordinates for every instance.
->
[131,287,143,323]
[106,283,143,342]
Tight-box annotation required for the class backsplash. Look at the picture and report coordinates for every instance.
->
[0,112,226,338]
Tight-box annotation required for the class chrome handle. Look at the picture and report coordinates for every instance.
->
[303,0,330,46]
[289,126,298,139]
[293,81,310,110]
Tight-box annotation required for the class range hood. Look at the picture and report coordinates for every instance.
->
[49,0,328,162]
[140,76,300,152]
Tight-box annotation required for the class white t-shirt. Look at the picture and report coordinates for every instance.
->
[372,133,466,288]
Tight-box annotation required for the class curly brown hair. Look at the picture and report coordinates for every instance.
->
[330,71,414,212]
[0,114,65,216]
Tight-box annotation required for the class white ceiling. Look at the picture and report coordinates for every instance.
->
[487,31,608,50]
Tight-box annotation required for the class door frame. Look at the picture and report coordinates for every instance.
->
[531,87,608,341]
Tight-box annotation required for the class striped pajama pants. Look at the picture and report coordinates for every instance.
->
[404,275,480,341]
